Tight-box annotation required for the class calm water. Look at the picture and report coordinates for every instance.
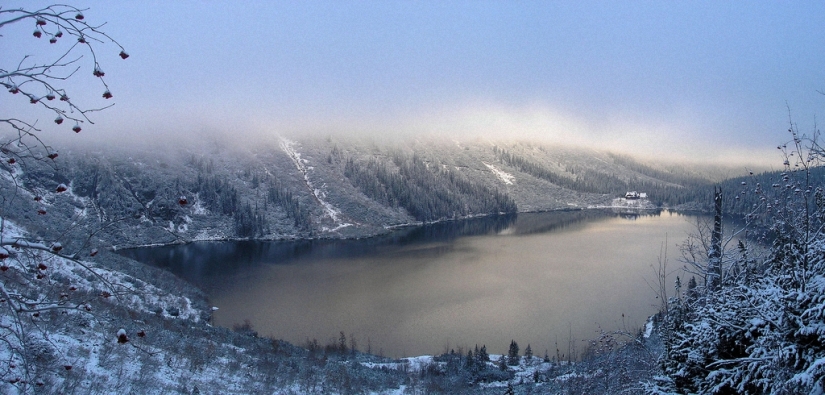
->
[122,210,706,358]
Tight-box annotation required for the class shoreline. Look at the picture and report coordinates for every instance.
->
[113,204,707,251]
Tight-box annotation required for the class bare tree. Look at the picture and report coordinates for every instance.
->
[0,4,130,391]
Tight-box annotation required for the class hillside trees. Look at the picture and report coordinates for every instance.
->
[494,146,714,207]
[0,4,133,391]
[266,183,311,229]
[344,152,516,222]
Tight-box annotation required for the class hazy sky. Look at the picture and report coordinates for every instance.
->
[3,1,825,164]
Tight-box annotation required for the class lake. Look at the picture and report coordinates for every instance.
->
[121,209,709,358]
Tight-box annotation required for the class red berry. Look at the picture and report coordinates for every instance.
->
[0,266,8,272]
[38,263,48,270]
[78,36,86,44]
[7,158,15,164]
[75,13,84,20]
[55,116,64,125]
[8,86,19,94]
[102,90,113,99]
[55,31,63,38]
[33,30,42,38]
[60,94,69,101]
[56,184,67,193]
[30,97,39,104]
[49,37,57,44]
[90,249,99,257]
[46,93,55,100]
[37,209,47,215]
[72,125,81,133]
[137,330,146,337]
[47,153,58,159]
[179,196,188,205]
[51,243,62,252]
[101,291,111,298]
[36,18,47,26]
[119,51,130,60]
[93,68,105,77]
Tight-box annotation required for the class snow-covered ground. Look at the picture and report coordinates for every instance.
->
[484,162,515,185]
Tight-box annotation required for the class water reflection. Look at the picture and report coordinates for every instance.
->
[121,209,701,358]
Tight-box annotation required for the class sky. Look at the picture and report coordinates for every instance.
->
[3,1,825,165]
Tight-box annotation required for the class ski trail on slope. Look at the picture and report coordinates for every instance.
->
[278,137,351,230]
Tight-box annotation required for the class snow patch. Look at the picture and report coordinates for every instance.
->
[0,219,27,241]
[191,194,208,215]
[484,162,515,185]
[644,316,654,338]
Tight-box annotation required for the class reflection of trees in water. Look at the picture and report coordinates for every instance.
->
[119,210,676,289]
[509,210,602,235]
[610,208,663,220]
[390,213,518,242]
[119,215,519,287]
[119,240,314,288]
[510,209,662,235]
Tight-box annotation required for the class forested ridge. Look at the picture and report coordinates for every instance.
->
[344,152,517,222]
[494,146,715,208]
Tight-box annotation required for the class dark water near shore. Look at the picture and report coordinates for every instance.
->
[122,209,707,358]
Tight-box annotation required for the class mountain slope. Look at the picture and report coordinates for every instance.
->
[0,135,745,247]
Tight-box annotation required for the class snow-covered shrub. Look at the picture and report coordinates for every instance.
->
[655,124,825,394]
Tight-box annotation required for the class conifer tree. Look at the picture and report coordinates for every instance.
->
[508,340,520,366]
[479,345,490,362]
